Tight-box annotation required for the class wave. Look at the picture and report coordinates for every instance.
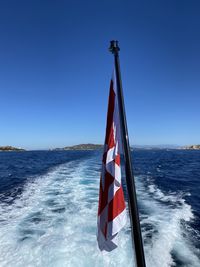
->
[0,156,199,267]
[137,176,200,267]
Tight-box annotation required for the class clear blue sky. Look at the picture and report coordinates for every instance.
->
[0,0,200,149]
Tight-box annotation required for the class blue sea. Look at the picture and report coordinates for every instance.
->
[0,150,199,267]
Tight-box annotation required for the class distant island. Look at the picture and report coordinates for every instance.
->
[54,144,103,151]
[131,144,179,150]
[0,146,25,151]
[2,144,199,152]
[182,145,200,150]
[52,144,200,151]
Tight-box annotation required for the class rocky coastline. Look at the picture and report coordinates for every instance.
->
[54,144,103,151]
[0,146,25,151]
[182,145,200,150]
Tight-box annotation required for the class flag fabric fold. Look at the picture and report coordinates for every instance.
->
[97,72,126,252]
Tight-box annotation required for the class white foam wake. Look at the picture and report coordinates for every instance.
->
[0,158,133,267]
[0,156,199,267]
[137,177,200,267]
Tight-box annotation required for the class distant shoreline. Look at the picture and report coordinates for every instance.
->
[52,144,103,151]
[181,145,200,150]
[0,146,25,152]
[1,144,200,151]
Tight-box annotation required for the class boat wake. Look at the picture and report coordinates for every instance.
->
[0,156,199,267]
[137,176,200,267]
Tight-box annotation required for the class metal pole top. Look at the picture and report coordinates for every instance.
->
[109,40,120,55]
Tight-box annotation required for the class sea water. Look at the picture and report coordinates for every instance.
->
[0,150,199,267]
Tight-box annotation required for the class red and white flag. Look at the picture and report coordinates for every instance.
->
[97,72,126,251]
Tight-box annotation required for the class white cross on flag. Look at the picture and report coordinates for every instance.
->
[97,72,126,252]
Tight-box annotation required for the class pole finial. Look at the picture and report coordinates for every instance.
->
[109,40,120,54]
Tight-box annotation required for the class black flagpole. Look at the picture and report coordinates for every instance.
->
[109,40,146,267]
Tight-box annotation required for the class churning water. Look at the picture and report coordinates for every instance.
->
[0,150,199,267]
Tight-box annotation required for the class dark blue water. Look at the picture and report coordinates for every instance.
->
[0,149,199,267]
[134,149,200,227]
[0,150,92,202]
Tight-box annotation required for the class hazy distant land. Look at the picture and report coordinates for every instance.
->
[53,144,200,151]
[133,145,200,150]
[1,144,200,151]
[182,145,200,150]
[0,146,25,151]
[53,144,103,151]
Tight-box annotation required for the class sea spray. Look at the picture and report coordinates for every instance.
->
[0,151,199,267]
